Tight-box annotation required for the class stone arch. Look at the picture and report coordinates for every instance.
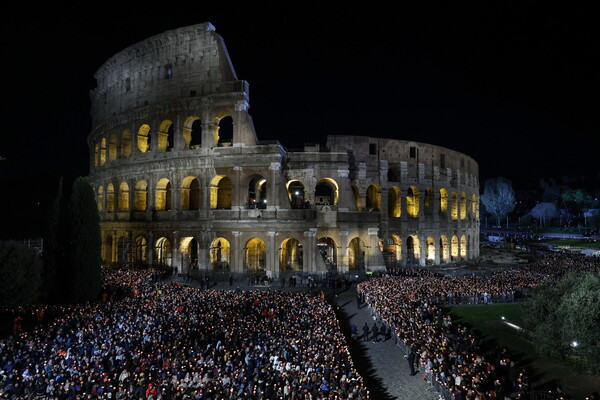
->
[451,235,459,260]
[426,236,435,264]
[155,178,172,211]
[424,187,434,216]
[247,174,268,209]
[155,237,172,266]
[134,180,148,211]
[406,186,420,218]
[383,234,402,268]
[366,184,381,211]
[348,237,366,271]
[180,237,199,270]
[351,184,364,211]
[210,237,231,268]
[137,124,151,153]
[108,133,118,161]
[406,235,420,265]
[120,129,132,158]
[180,176,200,210]
[210,175,232,209]
[460,235,467,259]
[315,178,339,206]
[451,192,458,221]
[158,120,174,152]
[317,237,337,269]
[97,186,104,212]
[439,188,448,214]
[100,138,107,166]
[287,180,306,209]
[135,236,147,263]
[106,183,115,212]
[183,116,202,149]
[460,192,467,220]
[215,114,233,146]
[118,182,130,211]
[244,237,266,272]
[388,186,401,218]
[439,235,450,263]
[279,238,303,272]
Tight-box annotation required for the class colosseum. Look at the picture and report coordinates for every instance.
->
[87,22,480,279]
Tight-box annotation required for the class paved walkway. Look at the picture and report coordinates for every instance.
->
[165,275,438,400]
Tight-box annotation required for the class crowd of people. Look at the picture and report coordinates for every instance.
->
[1,267,369,400]
[357,252,600,400]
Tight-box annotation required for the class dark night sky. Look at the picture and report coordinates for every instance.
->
[1,2,599,193]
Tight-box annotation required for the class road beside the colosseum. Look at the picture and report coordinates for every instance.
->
[171,276,438,400]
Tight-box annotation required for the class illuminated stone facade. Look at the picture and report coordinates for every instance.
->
[87,22,480,277]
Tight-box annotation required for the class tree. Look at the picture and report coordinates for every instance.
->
[0,241,43,306]
[522,272,600,373]
[480,177,516,226]
[529,202,557,227]
[68,177,102,303]
[561,188,593,226]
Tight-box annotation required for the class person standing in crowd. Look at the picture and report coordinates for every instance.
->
[362,322,370,341]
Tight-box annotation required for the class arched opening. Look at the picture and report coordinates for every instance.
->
[180,237,199,270]
[388,186,401,218]
[315,178,339,205]
[460,192,467,220]
[117,236,132,265]
[97,186,104,212]
[279,238,303,272]
[210,175,232,209]
[155,178,172,211]
[440,235,450,263]
[366,184,381,211]
[217,115,233,146]
[451,235,459,261]
[247,175,268,209]
[94,143,99,167]
[426,236,435,264]
[100,138,107,166]
[180,176,200,210]
[135,236,147,263]
[317,237,337,270]
[134,180,148,211]
[182,116,201,149]
[120,129,132,158]
[109,133,118,161]
[460,235,467,259]
[406,186,420,218]
[451,192,458,221]
[287,180,306,209]
[158,120,174,152]
[440,188,448,214]
[406,235,420,265]
[118,182,129,211]
[424,187,434,216]
[244,237,266,272]
[210,238,231,269]
[155,237,172,266]
[106,183,115,212]
[351,184,364,211]
[137,124,151,153]
[382,235,402,269]
[348,237,365,271]
[387,167,400,182]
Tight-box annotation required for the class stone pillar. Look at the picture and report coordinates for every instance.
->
[267,231,277,276]
[199,232,211,271]
[172,231,181,273]
[305,229,317,272]
[233,100,249,145]
[268,162,280,211]
[339,231,349,273]
[232,231,242,272]
[400,238,407,267]
[434,235,441,265]
[419,234,426,267]
[367,228,385,271]
[147,231,154,265]
[233,166,243,211]
[336,170,355,211]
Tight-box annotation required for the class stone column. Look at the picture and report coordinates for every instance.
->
[172,231,181,273]
[147,231,154,265]
[400,238,407,267]
[434,235,441,265]
[336,170,355,211]
[233,166,243,211]
[419,234,426,267]
[232,231,242,272]
[339,231,349,273]
[305,229,317,272]
[267,231,277,277]
[268,162,280,211]
[199,232,211,271]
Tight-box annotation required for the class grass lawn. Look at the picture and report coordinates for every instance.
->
[444,304,600,399]
[538,238,600,250]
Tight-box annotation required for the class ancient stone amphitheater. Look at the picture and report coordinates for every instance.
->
[87,22,480,279]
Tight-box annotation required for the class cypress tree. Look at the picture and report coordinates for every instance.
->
[0,241,43,306]
[68,177,102,302]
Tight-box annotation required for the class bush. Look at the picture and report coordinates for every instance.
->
[0,242,43,306]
